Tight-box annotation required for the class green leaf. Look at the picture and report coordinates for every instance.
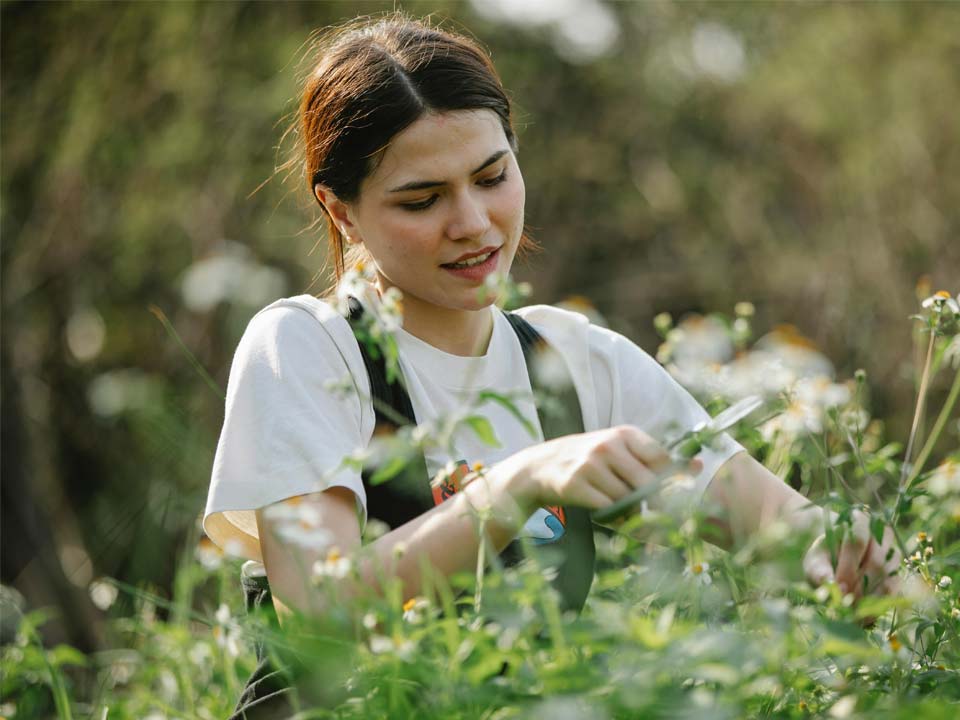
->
[49,644,87,668]
[383,335,401,385]
[463,415,501,448]
[369,454,410,485]
[870,515,885,545]
[477,390,537,438]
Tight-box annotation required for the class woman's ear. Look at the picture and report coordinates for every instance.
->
[314,184,361,244]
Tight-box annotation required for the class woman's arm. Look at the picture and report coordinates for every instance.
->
[257,425,680,622]
[257,475,528,622]
[703,451,901,596]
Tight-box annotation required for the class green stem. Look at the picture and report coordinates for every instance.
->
[906,364,960,490]
[31,627,73,720]
[900,331,936,488]
[149,305,225,401]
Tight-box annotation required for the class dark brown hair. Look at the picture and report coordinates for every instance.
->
[294,13,534,283]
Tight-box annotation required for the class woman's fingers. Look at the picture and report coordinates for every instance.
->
[576,483,618,511]
[606,445,658,492]
[803,535,836,587]
[805,522,901,600]
[586,459,638,504]
[619,426,671,471]
[834,518,871,596]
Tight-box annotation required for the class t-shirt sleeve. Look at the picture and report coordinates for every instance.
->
[203,304,369,561]
[588,324,745,498]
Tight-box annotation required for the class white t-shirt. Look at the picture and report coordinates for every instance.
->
[203,295,744,561]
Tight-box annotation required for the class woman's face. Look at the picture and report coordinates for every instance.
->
[333,109,525,322]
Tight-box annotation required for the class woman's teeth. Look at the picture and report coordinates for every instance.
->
[447,250,493,268]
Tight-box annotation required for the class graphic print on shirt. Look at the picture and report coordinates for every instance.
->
[432,460,566,544]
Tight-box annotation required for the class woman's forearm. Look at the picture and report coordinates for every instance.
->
[702,451,828,550]
[258,468,531,621]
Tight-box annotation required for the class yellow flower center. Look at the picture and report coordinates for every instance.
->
[934,290,950,299]
[918,532,928,542]
[889,635,902,652]
[327,548,341,562]
[693,563,703,575]
[403,598,417,612]
[472,461,485,472]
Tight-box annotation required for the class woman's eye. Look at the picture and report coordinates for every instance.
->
[400,196,437,211]
[478,170,507,187]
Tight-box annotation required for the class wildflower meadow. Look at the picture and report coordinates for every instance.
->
[3,3,959,719]
[2,281,958,720]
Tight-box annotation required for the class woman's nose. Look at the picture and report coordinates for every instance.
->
[445,190,491,241]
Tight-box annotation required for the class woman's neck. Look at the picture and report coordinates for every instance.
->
[395,293,494,357]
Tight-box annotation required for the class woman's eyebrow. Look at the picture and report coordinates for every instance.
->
[387,149,509,193]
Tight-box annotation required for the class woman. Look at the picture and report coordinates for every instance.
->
[203,12,898,716]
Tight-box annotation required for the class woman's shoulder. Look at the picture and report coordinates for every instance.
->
[231,294,365,382]
[239,294,352,350]
[510,303,650,361]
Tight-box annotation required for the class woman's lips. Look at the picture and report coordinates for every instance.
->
[440,246,500,282]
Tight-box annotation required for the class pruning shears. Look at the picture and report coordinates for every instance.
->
[592,395,768,524]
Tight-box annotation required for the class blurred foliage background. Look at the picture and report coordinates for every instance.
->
[2,0,958,651]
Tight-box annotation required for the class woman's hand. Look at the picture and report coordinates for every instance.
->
[494,425,698,514]
[802,509,902,599]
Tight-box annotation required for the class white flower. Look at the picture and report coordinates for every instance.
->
[265,499,335,551]
[795,376,851,410]
[838,407,870,433]
[195,537,224,571]
[944,337,960,369]
[180,240,286,313]
[763,376,852,439]
[683,561,713,586]
[938,576,953,589]
[276,524,333,551]
[215,603,231,625]
[362,612,379,630]
[89,579,118,611]
[158,669,179,703]
[667,315,734,370]
[213,604,243,658]
[335,263,375,316]
[928,460,960,497]
[951,607,960,619]
[734,301,755,318]
[369,634,394,654]
[362,518,391,542]
[368,634,416,660]
[312,547,352,579]
[402,597,429,624]
[188,642,213,666]
[223,539,246,558]
[532,346,573,390]
[109,660,136,686]
[921,290,960,315]
[379,286,404,332]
